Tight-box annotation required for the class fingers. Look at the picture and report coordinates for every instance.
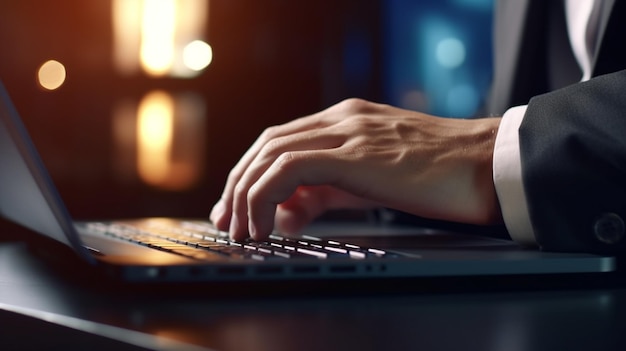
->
[215,125,353,241]
[240,150,341,240]
[244,149,380,241]
[210,112,329,230]
[210,99,396,240]
[226,148,332,240]
[210,99,378,231]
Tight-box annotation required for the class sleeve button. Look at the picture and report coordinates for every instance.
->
[593,213,625,244]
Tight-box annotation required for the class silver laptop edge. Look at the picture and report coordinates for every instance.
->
[0,80,95,264]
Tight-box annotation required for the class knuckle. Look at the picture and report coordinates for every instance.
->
[336,98,370,114]
[247,183,263,205]
[226,168,241,185]
[260,138,285,158]
[274,152,301,172]
[233,182,248,200]
[259,125,281,142]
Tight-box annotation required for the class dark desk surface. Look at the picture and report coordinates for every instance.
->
[1,233,626,351]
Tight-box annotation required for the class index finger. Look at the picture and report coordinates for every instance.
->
[246,149,350,240]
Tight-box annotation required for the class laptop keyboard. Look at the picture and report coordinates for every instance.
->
[84,220,398,261]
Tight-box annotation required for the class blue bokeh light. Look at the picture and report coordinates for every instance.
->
[384,0,494,118]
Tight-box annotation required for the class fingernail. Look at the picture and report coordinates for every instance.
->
[210,200,225,222]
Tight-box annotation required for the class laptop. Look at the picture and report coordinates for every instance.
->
[0,80,616,283]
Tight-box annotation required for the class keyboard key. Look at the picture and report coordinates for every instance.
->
[85,221,401,262]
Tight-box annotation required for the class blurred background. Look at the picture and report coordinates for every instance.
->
[0,0,493,227]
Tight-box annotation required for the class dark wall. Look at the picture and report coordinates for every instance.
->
[0,0,382,229]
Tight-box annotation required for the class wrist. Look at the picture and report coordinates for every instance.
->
[475,117,504,225]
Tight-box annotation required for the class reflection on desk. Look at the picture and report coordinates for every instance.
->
[0,303,206,351]
[0,241,625,351]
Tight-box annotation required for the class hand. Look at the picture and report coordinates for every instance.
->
[210,98,503,241]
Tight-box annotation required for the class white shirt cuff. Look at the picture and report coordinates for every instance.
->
[493,105,537,246]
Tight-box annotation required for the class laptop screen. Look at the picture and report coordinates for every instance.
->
[0,81,94,263]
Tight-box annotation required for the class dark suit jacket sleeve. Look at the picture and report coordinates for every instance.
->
[519,69,626,253]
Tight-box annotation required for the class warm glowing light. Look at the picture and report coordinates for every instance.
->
[129,91,205,190]
[183,40,213,71]
[140,0,177,76]
[112,0,209,78]
[37,60,66,90]
[112,0,142,75]
[137,91,174,185]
